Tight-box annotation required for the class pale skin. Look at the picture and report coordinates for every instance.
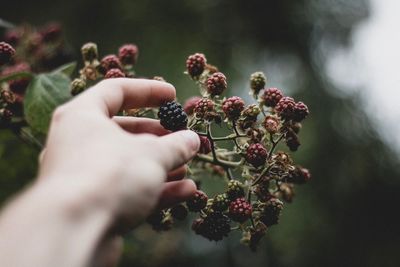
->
[0,78,200,267]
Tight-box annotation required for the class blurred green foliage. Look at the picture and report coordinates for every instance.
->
[1,0,400,266]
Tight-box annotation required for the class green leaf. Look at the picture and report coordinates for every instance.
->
[24,72,72,134]
[0,72,34,83]
[52,62,77,77]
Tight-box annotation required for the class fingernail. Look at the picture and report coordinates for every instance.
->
[179,130,200,151]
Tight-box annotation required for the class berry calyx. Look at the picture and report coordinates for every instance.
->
[158,101,188,131]
[118,44,139,65]
[206,72,227,96]
[186,53,206,78]
[246,143,268,167]
[261,88,284,107]
[250,71,266,95]
[104,68,126,79]
[0,42,16,65]
[222,96,245,120]
[275,96,296,120]
[229,197,252,223]
[186,190,208,212]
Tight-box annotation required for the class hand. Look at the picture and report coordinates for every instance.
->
[0,78,200,267]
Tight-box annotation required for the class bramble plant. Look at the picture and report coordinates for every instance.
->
[1,31,311,251]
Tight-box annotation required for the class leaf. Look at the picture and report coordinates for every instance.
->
[52,62,77,77]
[0,72,34,83]
[24,72,72,134]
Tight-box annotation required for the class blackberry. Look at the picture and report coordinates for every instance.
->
[206,72,227,96]
[183,96,202,116]
[227,180,245,200]
[186,190,208,212]
[170,204,188,220]
[293,101,309,122]
[118,44,139,65]
[228,197,252,223]
[194,98,215,120]
[158,101,188,131]
[99,54,122,74]
[194,212,231,241]
[246,143,268,168]
[186,53,206,77]
[261,88,284,107]
[222,96,245,120]
[263,115,280,134]
[198,136,212,154]
[0,42,16,65]
[212,193,230,212]
[259,198,283,227]
[250,71,266,95]
[275,96,296,120]
[105,68,126,79]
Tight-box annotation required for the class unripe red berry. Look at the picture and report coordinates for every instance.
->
[105,68,126,79]
[222,96,245,120]
[186,53,206,77]
[198,136,212,154]
[186,190,208,212]
[246,143,268,167]
[0,42,16,65]
[228,197,252,223]
[183,96,202,116]
[261,88,284,107]
[194,98,215,120]
[206,72,227,96]
[275,96,296,120]
[2,62,32,94]
[99,55,122,74]
[292,101,309,122]
[118,44,139,65]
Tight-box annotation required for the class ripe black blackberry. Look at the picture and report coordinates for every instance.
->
[158,101,188,131]
[186,190,208,212]
[170,204,188,220]
[207,72,227,96]
[194,212,231,241]
[259,197,283,227]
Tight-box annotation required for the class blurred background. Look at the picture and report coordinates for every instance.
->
[1,0,400,266]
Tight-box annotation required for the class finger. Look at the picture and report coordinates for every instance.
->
[156,179,197,209]
[69,78,175,116]
[167,165,187,181]
[156,130,200,171]
[112,116,170,136]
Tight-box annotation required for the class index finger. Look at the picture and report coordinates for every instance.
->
[69,78,176,117]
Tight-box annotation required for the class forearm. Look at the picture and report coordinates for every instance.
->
[0,179,112,267]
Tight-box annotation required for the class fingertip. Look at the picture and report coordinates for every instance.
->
[176,130,200,152]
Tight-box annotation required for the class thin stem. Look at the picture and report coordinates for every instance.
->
[268,133,285,159]
[194,154,242,169]
[226,168,233,180]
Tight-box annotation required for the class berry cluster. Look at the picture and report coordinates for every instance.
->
[150,53,311,251]
[71,42,139,95]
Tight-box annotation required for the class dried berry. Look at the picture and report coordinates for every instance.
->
[250,71,266,95]
[81,42,98,63]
